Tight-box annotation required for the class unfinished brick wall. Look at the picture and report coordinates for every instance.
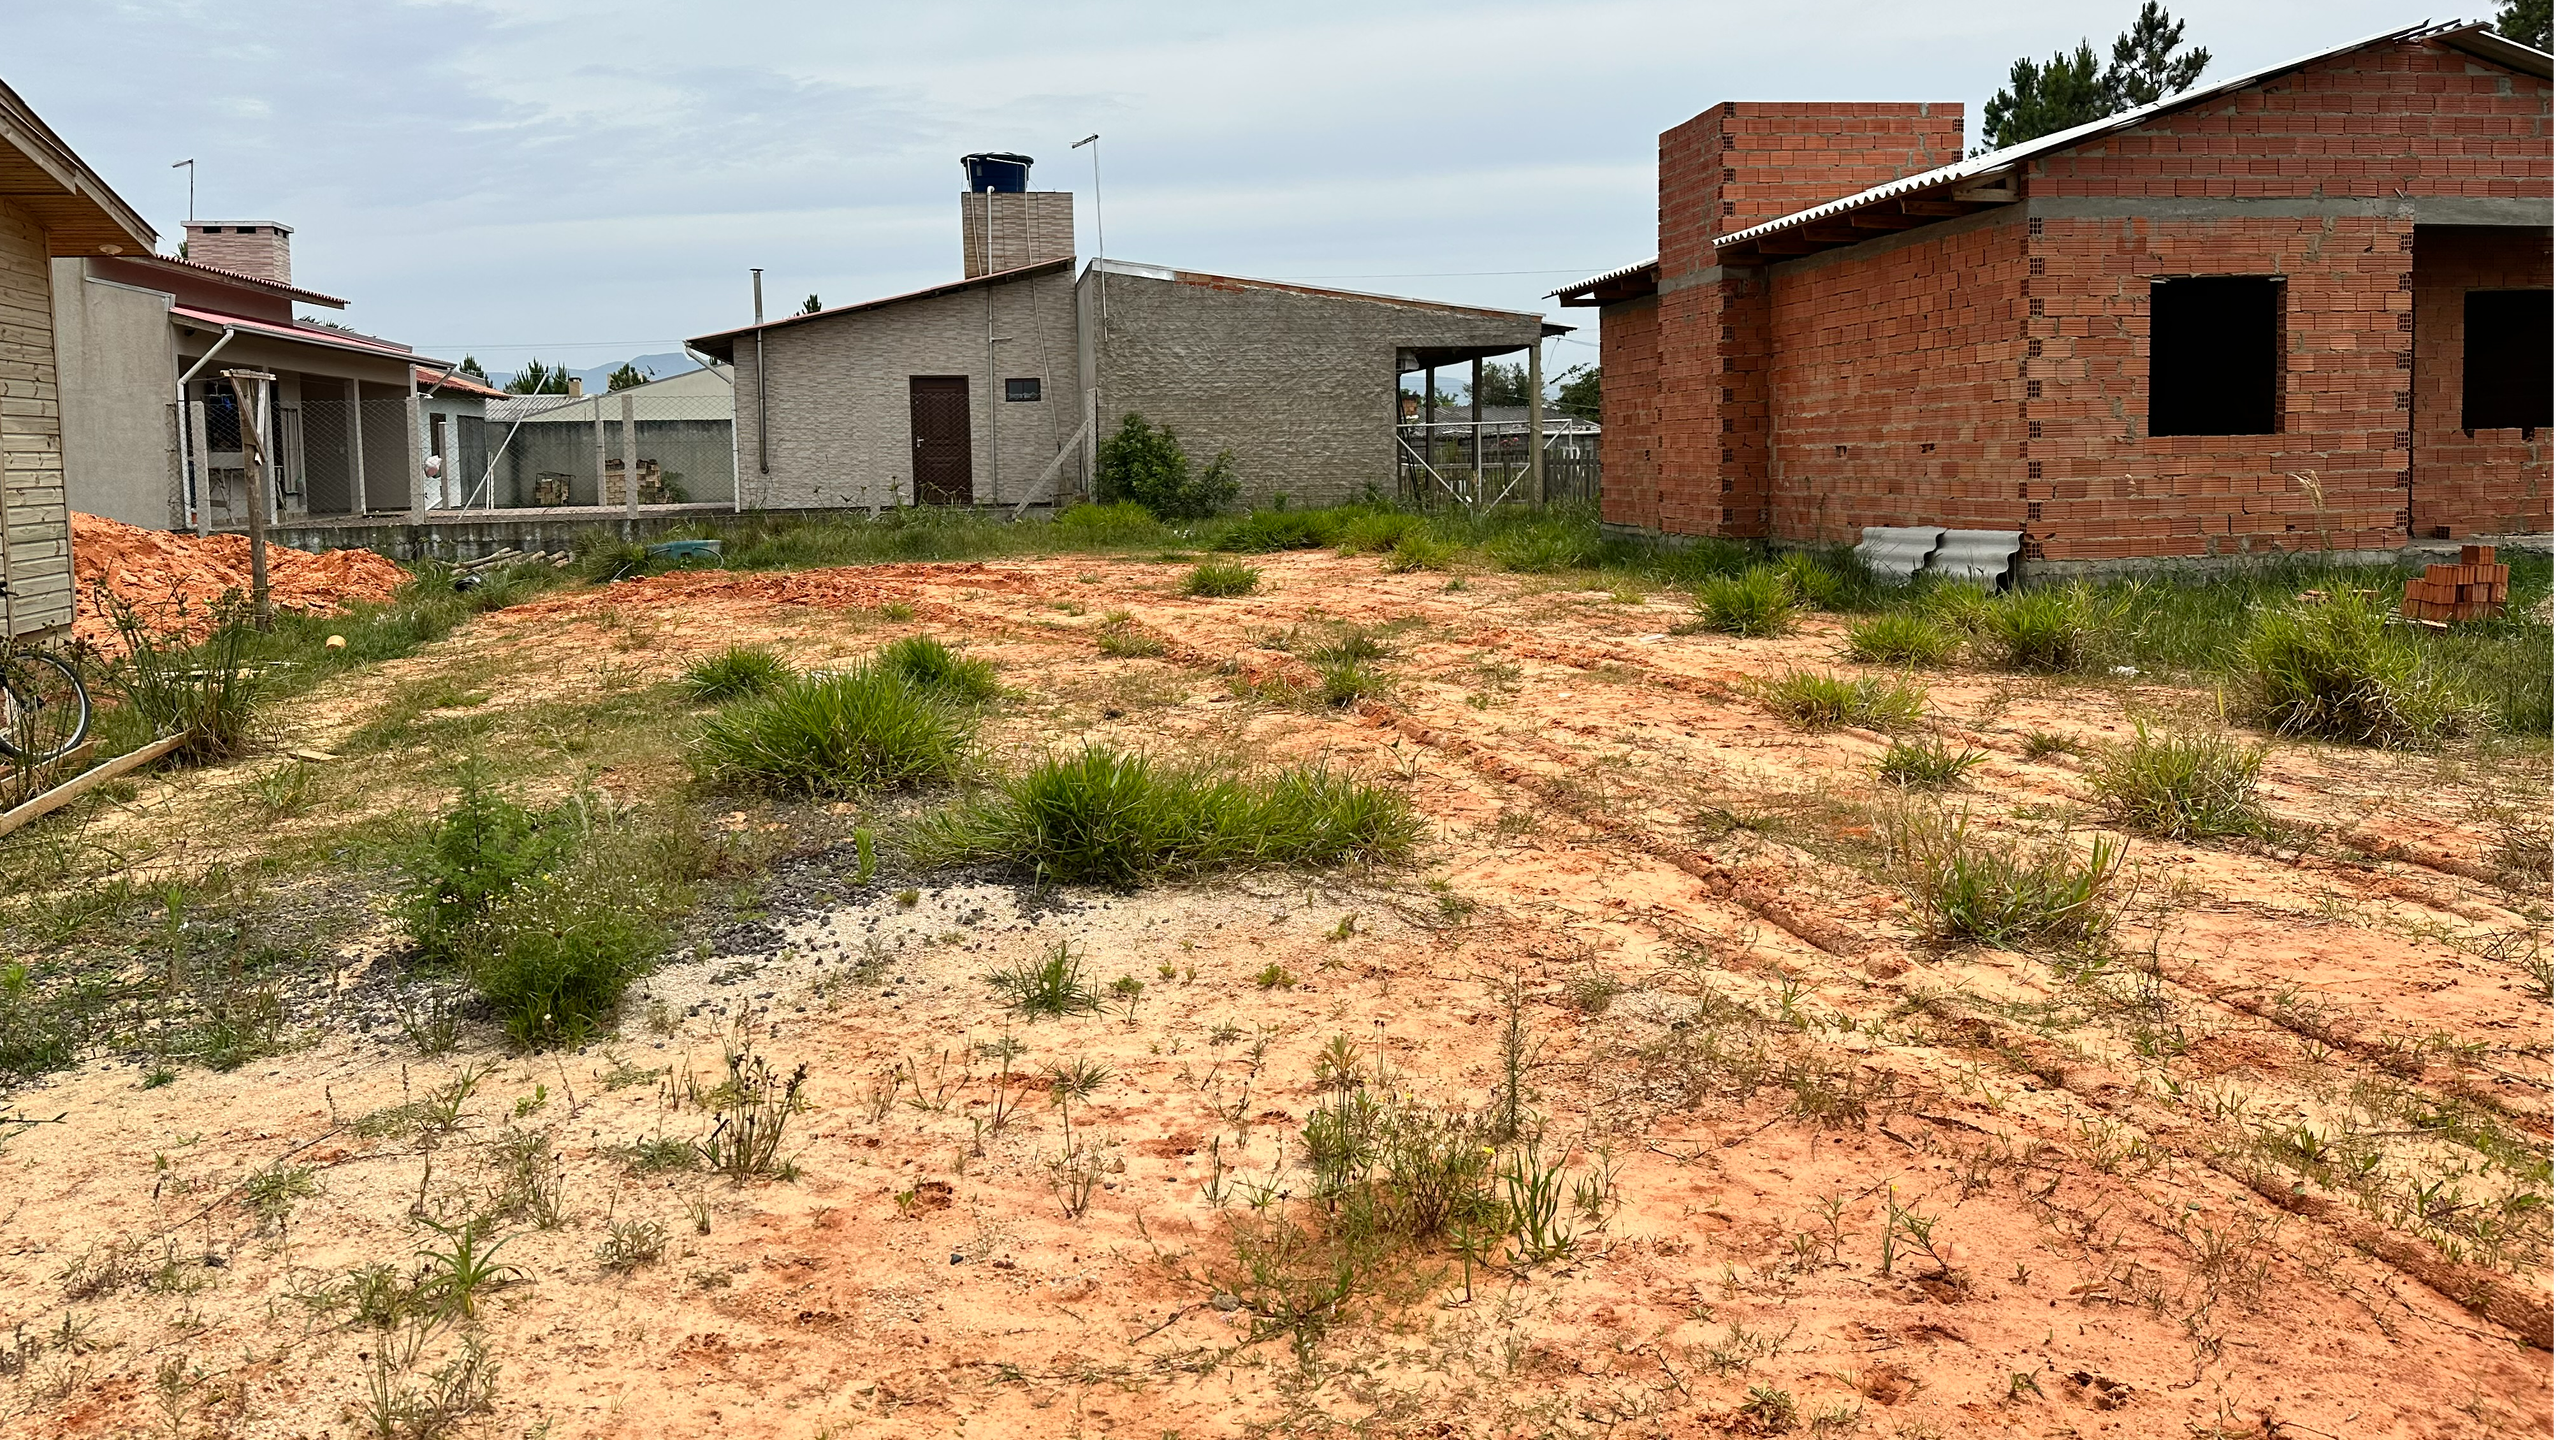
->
[1616,34,2551,558]
[1640,102,1965,538]
[1763,214,2027,544]
[2412,225,2553,538]
[1596,296,1658,530]
[2031,42,2551,202]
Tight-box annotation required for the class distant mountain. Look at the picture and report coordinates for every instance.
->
[569,352,699,393]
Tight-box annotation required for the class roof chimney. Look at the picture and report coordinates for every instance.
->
[184,220,294,284]
[960,153,1075,279]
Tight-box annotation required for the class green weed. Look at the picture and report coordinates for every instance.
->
[681,645,794,702]
[1760,669,1926,729]
[694,666,973,795]
[2087,724,2272,840]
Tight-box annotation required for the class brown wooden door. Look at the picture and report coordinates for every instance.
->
[909,376,973,505]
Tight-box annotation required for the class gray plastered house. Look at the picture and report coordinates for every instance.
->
[691,156,1560,511]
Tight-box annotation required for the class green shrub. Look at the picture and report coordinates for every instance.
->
[693,667,972,796]
[471,881,659,1049]
[1049,501,1168,545]
[1184,560,1261,597]
[398,769,578,962]
[1692,567,1800,637]
[2088,724,2271,840]
[917,745,1422,887]
[1095,413,1238,520]
[1979,585,2114,673]
[681,645,794,702]
[1877,735,1987,789]
[1336,511,1421,554]
[1759,669,1926,729]
[1845,613,1961,666]
[1890,810,2124,951]
[878,634,997,703]
[2236,597,2479,747]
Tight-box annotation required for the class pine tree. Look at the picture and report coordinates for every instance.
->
[2497,0,2552,51]
[606,362,652,392]
[458,355,489,382]
[1983,6,2209,150]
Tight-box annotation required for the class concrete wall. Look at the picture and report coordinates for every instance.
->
[1082,264,1543,507]
[732,266,1077,509]
[51,258,178,530]
[0,198,72,637]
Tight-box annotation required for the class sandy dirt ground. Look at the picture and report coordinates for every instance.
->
[1,550,2549,1439]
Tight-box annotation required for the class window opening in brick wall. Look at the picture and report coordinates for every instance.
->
[2149,276,2282,436]
[1004,378,1042,402]
[2462,290,2553,432]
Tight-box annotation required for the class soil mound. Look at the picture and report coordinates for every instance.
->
[68,512,407,647]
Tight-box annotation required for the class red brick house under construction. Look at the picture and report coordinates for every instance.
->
[1556,20,2553,568]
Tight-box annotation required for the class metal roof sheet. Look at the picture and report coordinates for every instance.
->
[1550,257,1659,301]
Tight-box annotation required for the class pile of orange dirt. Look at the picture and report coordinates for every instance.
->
[67,512,408,648]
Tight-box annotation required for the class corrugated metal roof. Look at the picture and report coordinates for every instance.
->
[687,257,1073,356]
[1718,19,2513,249]
[1550,257,1658,301]
[1094,257,1557,323]
[170,305,448,368]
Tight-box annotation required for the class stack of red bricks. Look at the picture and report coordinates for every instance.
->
[2401,544,2510,623]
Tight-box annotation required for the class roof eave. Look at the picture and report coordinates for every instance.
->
[686,256,1074,351]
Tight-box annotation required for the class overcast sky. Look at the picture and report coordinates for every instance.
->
[16,1,2430,380]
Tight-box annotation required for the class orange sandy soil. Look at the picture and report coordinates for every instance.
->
[1,550,2550,1439]
[67,513,406,650]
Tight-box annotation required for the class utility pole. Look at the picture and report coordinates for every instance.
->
[222,368,277,629]
[171,159,193,222]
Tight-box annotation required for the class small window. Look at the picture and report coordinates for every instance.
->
[2463,290,2553,431]
[2148,276,2282,436]
[1004,378,1042,402]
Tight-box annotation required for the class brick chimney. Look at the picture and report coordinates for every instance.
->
[184,221,294,284]
[1659,103,1961,282]
[1652,103,1962,539]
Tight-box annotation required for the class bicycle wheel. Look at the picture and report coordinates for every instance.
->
[0,651,91,765]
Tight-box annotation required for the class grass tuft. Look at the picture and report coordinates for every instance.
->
[1692,566,1801,637]
[1845,613,1961,667]
[1890,809,2124,951]
[1184,560,1262,597]
[693,667,972,796]
[1876,735,1987,789]
[878,634,998,703]
[1978,585,2115,673]
[985,942,1102,1019]
[2236,596,2479,747]
[917,745,1422,887]
[2087,723,2272,840]
[681,645,794,703]
[1760,669,1925,730]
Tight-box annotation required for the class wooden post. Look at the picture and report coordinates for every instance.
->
[345,378,367,515]
[621,390,639,520]
[1527,339,1545,505]
[222,368,277,629]
[1421,365,1436,505]
[404,385,427,524]
[1469,357,1483,504]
